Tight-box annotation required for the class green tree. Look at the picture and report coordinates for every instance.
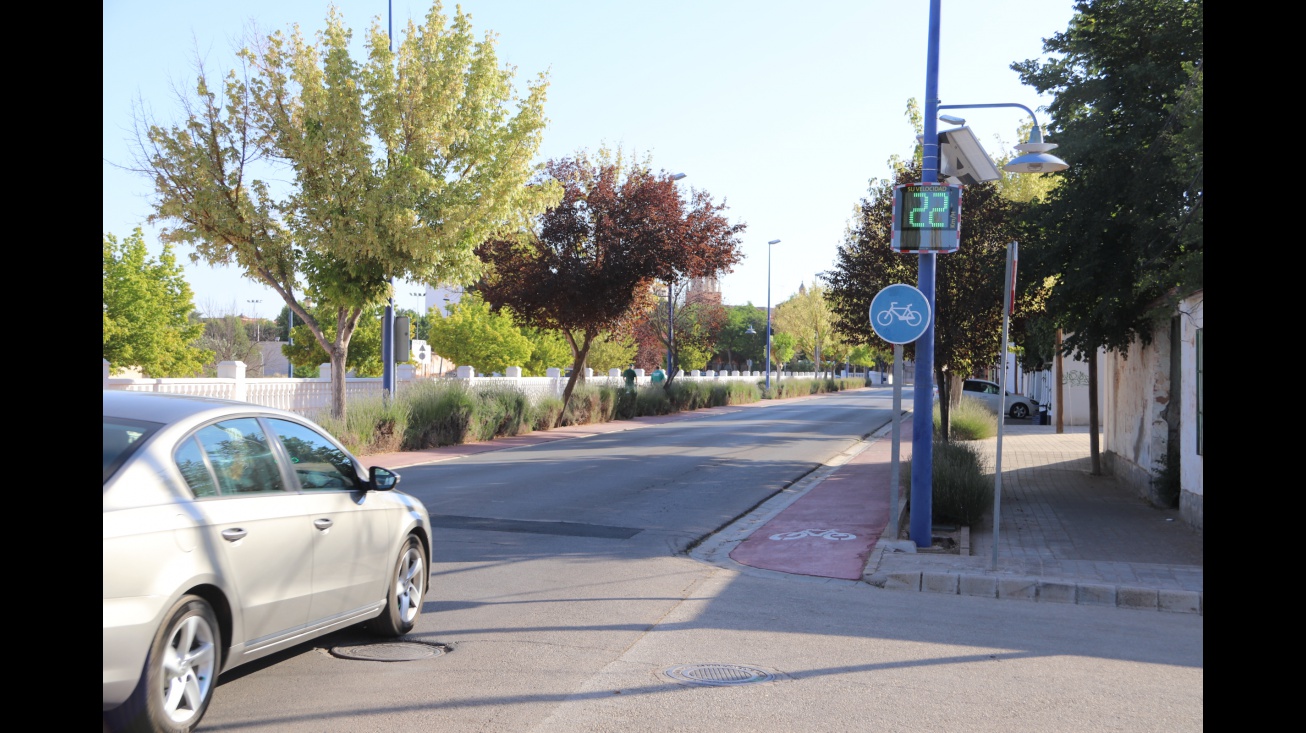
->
[284,302,384,377]
[773,282,835,377]
[1013,0,1203,358]
[128,3,558,418]
[425,292,533,375]
[769,332,796,374]
[579,331,638,374]
[710,304,767,372]
[103,228,210,377]
[522,326,573,376]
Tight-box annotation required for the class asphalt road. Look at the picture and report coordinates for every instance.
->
[196,389,1202,732]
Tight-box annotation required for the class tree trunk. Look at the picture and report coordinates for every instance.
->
[557,333,594,428]
[329,349,347,420]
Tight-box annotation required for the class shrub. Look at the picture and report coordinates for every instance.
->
[532,395,564,430]
[635,385,673,415]
[933,395,999,441]
[562,384,606,425]
[398,380,478,449]
[902,438,993,526]
[477,385,533,440]
[311,394,408,456]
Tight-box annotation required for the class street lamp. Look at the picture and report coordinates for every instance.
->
[246,299,262,341]
[910,0,1067,549]
[667,173,687,379]
[764,239,780,390]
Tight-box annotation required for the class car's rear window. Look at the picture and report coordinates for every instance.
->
[103,417,163,484]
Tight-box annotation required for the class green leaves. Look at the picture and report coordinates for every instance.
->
[103,228,211,377]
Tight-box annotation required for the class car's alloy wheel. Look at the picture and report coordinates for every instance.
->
[371,535,426,637]
[1010,403,1030,419]
[107,594,219,733]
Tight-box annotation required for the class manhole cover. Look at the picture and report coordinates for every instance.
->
[330,641,449,662]
[663,663,776,686]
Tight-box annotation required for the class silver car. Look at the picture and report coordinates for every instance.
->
[103,391,432,733]
[961,378,1039,419]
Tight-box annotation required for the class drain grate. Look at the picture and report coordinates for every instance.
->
[330,641,450,662]
[663,663,776,686]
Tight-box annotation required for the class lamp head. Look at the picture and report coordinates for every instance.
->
[1003,151,1069,174]
[768,239,781,245]
[938,114,966,125]
[671,173,687,181]
[1013,125,1059,154]
[745,325,756,335]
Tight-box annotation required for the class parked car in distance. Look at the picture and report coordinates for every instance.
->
[103,391,432,733]
[961,378,1039,419]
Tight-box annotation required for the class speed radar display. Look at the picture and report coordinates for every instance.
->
[891,183,962,253]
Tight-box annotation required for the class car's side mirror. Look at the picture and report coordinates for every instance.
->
[368,466,401,492]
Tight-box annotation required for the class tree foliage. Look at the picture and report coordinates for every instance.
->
[709,304,768,372]
[773,282,835,376]
[283,301,384,377]
[1013,0,1203,359]
[128,3,557,417]
[424,292,533,375]
[476,151,746,423]
[103,228,210,377]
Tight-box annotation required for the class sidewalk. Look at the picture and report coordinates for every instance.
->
[706,416,1204,614]
[360,392,1204,615]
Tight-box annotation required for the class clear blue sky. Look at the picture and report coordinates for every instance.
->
[103,0,1077,322]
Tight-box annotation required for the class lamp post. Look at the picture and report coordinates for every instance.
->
[666,173,687,379]
[764,239,780,390]
[246,299,262,341]
[910,0,1068,549]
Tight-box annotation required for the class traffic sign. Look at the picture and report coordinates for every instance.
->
[890,183,962,253]
[869,284,931,344]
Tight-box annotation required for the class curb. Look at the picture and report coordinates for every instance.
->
[861,543,1204,615]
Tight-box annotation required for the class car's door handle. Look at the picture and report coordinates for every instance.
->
[313,518,333,531]
[221,528,247,542]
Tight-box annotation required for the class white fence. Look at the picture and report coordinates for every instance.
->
[103,359,877,416]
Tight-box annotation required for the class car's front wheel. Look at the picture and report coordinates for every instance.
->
[370,535,426,637]
[106,594,220,733]
[1010,403,1030,419]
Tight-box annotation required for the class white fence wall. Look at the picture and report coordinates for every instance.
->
[103,359,871,416]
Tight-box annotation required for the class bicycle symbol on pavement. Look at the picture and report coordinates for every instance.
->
[768,528,858,541]
[874,302,922,327]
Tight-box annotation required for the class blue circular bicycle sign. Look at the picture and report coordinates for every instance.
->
[869,284,931,344]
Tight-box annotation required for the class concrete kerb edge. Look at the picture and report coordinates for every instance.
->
[862,569,1204,614]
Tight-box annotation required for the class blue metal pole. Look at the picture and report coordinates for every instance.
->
[910,0,942,548]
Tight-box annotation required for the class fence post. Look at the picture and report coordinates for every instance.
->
[103,359,111,388]
[217,361,247,402]
[456,366,474,380]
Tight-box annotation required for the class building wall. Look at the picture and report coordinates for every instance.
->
[1178,291,1203,529]
[1099,291,1203,532]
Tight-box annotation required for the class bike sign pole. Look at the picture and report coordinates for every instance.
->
[890,343,903,536]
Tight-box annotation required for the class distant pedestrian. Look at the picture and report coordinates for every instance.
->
[622,365,637,392]
[651,367,666,386]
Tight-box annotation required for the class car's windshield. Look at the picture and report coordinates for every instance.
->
[104,417,163,484]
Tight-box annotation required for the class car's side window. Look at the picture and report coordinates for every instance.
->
[268,418,361,491]
[175,437,219,498]
[195,419,286,495]
[963,382,980,392]
[984,384,999,395]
